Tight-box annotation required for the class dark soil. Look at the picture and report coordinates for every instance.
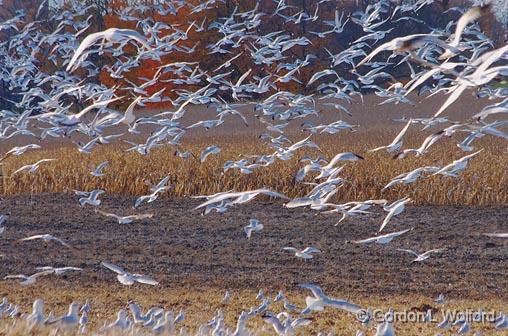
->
[0,194,506,300]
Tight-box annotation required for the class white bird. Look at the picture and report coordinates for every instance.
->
[35,266,83,275]
[299,284,362,314]
[46,302,80,328]
[79,310,89,334]
[496,315,508,330]
[352,228,412,245]
[382,167,440,190]
[379,197,411,232]
[436,293,445,305]
[0,214,7,236]
[313,152,364,179]
[262,312,312,336]
[4,271,53,286]
[437,314,450,329]
[200,145,221,163]
[0,214,7,226]
[282,246,321,260]
[26,299,45,325]
[78,189,105,207]
[244,218,263,238]
[101,261,158,286]
[102,309,131,331]
[357,34,459,68]
[90,161,108,177]
[118,96,141,127]
[222,291,232,305]
[152,310,177,334]
[256,289,265,301]
[370,119,412,154]
[81,299,91,313]
[95,209,153,224]
[458,320,470,334]
[11,159,55,176]
[67,28,151,72]
[432,150,482,177]
[375,311,395,336]
[397,248,445,262]
[439,4,492,60]
[129,302,159,324]
[18,234,72,248]
[134,176,170,208]
[0,144,41,162]
[483,233,508,238]
[195,189,289,211]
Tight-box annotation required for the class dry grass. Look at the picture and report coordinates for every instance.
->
[0,284,506,335]
[0,129,507,205]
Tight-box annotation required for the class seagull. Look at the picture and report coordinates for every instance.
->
[200,145,221,163]
[436,294,445,305]
[382,167,440,190]
[496,315,508,330]
[299,284,362,314]
[282,246,321,260]
[0,214,7,236]
[369,119,412,154]
[90,161,108,177]
[94,209,154,224]
[128,302,162,324]
[46,302,80,328]
[244,218,263,238]
[222,291,232,305]
[458,320,470,334]
[11,159,55,176]
[102,309,131,331]
[0,144,41,162]
[101,261,158,286]
[81,299,91,313]
[483,233,508,238]
[356,34,459,68]
[0,214,7,226]
[35,266,83,275]
[352,228,412,245]
[432,150,482,177]
[79,310,89,334]
[26,299,45,325]
[379,197,411,232]
[375,311,396,336]
[439,4,492,60]
[78,189,105,207]
[195,189,289,211]
[4,271,54,286]
[67,28,152,72]
[18,234,72,248]
[262,312,313,335]
[437,314,450,329]
[134,176,170,208]
[397,248,445,262]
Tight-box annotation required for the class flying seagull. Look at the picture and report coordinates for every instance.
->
[352,228,412,245]
[95,209,153,224]
[282,246,321,260]
[397,248,445,262]
[101,261,158,286]
[244,218,263,238]
[67,28,152,72]
[18,234,72,248]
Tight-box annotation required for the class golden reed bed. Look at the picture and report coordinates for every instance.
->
[0,129,506,205]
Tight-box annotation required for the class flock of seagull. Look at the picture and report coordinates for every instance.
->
[0,0,507,334]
